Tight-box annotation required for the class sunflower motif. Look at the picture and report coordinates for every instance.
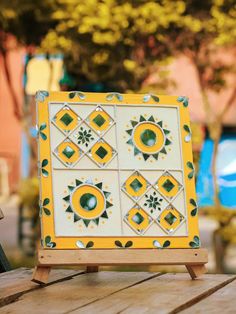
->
[63,178,113,227]
[126,115,171,161]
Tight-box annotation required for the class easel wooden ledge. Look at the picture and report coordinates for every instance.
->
[32,248,208,284]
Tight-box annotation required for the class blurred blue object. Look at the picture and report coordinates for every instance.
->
[21,132,30,178]
[197,135,236,209]
[30,126,38,138]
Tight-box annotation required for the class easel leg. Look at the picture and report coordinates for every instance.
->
[86,266,99,273]
[186,264,207,279]
[0,244,11,273]
[32,266,51,284]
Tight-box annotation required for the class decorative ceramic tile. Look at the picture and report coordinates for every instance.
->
[139,188,168,219]
[37,91,199,249]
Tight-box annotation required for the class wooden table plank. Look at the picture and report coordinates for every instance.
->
[0,272,160,314]
[180,277,236,314]
[0,268,84,307]
[68,273,236,314]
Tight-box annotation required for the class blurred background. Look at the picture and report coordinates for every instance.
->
[0,0,236,273]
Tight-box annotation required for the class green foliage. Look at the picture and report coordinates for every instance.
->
[1,0,235,92]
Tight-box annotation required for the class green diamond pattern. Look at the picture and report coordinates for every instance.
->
[95,146,108,159]
[130,178,143,192]
[162,178,175,192]
[164,212,177,225]
[132,212,144,225]
[62,146,75,159]
[93,114,106,127]
[60,113,73,126]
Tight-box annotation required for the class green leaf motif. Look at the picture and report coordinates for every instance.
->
[40,132,47,140]
[42,159,48,167]
[183,124,190,133]
[177,96,189,107]
[163,240,171,248]
[106,94,114,101]
[190,198,198,217]
[77,91,86,99]
[125,241,133,248]
[41,159,49,177]
[42,169,49,177]
[45,236,51,244]
[76,240,94,249]
[153,240,171,248]
[106,92,123,102]
[69,92,76,99]
[45,236,56,248]
[143,94,159,103]
[151,95,160,102]
[43,198,50,206]
[49,242,56,248]
[189,241,198,248]
[191,208,197,216]
[40,123,47,131]
[187,161,194,169]
[189,235,201,248]
[36,90,49,102]
[115,240,123,248]
[86,241,94,248]
[187,161,194,179]
[190,198,197,206]
[188,171,194,179]
[183,124,191,143]
[43,208,51,216]
[143,94,151,102]
[194,235,200,246]
[68,91,85,100]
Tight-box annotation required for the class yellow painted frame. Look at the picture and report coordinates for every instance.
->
[37,91,199,249]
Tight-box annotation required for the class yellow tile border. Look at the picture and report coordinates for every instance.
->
[37,91,199,249]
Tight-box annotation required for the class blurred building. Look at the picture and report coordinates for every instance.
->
[0,35,25,194]
[1,38,235,198]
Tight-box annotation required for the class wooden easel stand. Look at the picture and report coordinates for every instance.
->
[32,248,207,284]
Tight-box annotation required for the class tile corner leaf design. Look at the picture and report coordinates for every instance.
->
[45,235,56,248]
[36,90,49,102]
[177,96,189,107]
[189,235,200,248]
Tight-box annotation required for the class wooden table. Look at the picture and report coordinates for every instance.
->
[0,268,235,313]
